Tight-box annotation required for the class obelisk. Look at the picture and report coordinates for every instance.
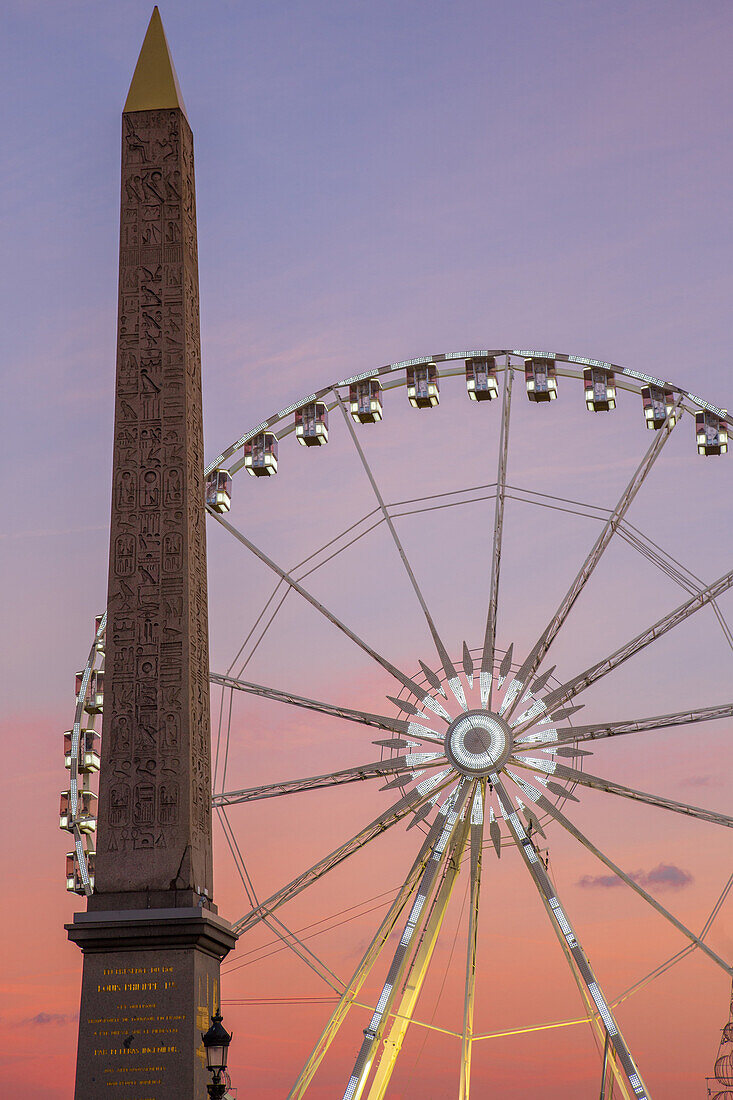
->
[67,11,236,1098]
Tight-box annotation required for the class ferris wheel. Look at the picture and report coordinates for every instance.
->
[66,349,733,1098]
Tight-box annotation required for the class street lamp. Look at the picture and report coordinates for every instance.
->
[202,1008,233,1099]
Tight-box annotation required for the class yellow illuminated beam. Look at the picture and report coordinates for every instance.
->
[459,783,485,1100]
[366,808,472,1099]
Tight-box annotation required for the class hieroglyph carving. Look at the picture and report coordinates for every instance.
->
[97,108,212,895]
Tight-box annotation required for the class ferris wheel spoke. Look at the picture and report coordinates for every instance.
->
[509,774,732,977]
[210,671,410,735]
[518,563,733,727]
[339,781,473,1100]
[287,799,465,1100]
[513,758,733,830]
[459,783,486,1100]
[232,771,456,934]
[208,508,430,702]
[514,701,733,750]
[336,392,463,701]
[480,359,513,708]
[505,401,683,721]
[214,756,444,806]
[492,775,653,1100]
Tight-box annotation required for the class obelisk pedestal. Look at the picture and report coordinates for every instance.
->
[67,11,236,1098]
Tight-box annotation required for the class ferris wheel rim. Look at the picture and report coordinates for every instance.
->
[204,345,729,478]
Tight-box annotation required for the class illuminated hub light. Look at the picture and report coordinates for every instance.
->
[416,769,450,796]
[349,379,383,423]
[295,401,329,446]
[517,730,556,748]
[513,775,543,803]
[479,670,491,709]
[405,751,442,766]
[508,765,549,789]
[205,468,232,513]
[406,363,439,408]
[522,755,557,775]
[499,679,523,715]
[525,357,557,402]
[243,432,278,476]
[513,700,547,727]
[465,356,498,401]
[696,411,728,456]
[583,367,616,411]
[445,711,512,775]
[406,721,443,744]
[422,693,451,721]
[447,676,467,711]
[641,384,675,430]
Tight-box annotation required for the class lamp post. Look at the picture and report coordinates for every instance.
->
[202,1009,233,1099]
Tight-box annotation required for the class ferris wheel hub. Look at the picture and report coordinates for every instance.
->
[444,709,513,776]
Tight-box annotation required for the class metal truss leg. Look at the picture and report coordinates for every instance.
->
[492,776,652,1099]
[366,804,473,1099]
[339,782,472,1100]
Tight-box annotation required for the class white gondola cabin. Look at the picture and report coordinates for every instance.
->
[59,789,97,832]
[641,385,675,429]
[64,728,101,773]
[76,669,104,713]
[407,363,439,408]
[525,357,557,402]
[696,411,728,456]
[295,402,329,446]
[206,469,232,512]
[465,356,498,401]
[243,432,278,476]
[349,379,383,423]
[66,851,95,894]
[584,367,616,411]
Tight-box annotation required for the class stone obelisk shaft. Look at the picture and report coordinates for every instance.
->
[68,13,235,1099]
[94,97,212,906]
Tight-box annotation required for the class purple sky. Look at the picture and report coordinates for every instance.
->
[2,2,733,1097]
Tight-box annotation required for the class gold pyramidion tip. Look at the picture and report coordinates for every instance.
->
[124,7,188,118]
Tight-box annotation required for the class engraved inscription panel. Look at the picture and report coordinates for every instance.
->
[73,947,220,1100]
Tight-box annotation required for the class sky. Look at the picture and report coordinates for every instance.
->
[2,0,733,1097]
